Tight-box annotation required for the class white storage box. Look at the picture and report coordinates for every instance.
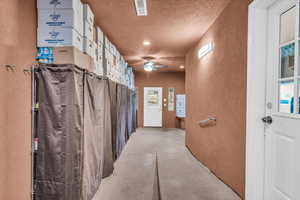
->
[83,37,96,58]
[83,20,94,41]
[96,26,104,45]
[38,8,83,35]
[112,44,117,56]
[38,0,81,9]
[116,50,121,61]
[83,4,94,25]
[104,49,110,63]
[97,44,104,61]
[108,41,112,53]
[104,36,109,46]
[95,62,103,76]
[38,27,83,51]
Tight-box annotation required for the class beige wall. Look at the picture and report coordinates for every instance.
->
[185,0,249,198]
[135,71,185,128]
[0,0,36,199]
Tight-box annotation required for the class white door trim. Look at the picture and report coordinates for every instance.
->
[246,0,280,199]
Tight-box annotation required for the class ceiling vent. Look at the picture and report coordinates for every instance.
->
[134,0,147,16]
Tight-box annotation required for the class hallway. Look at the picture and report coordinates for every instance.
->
[93,128,241,200]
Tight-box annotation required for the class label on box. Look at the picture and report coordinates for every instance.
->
[38,28,83,51]
[38,8,83,34]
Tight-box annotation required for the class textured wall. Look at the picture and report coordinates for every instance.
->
[0,0,36,199]
[135,71,185,128]
[185,0,248,198]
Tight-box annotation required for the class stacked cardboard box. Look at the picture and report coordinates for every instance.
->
[36,0,134,88]
[93,27,104,75]
[83,4,96,59]
[37,0,84,51]
[126,67,135,89]
[37,0,94,69]
[104,35,131,86]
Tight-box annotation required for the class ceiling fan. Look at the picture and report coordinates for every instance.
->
[135,56,169,71]
[128,55,185,70]
[143,61,169,71]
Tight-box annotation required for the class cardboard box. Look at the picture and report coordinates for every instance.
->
[83,37,96,58]
[93,26,97,42]
[38,0,81,9]
[83,20,94,41]
[93,61,103,76]
[38,27,83,51]
[38,8,83,35]
[83,4,94,25]
[53,47,92,70]
[96,26,104,45]
[104,36,111,49]
[96,44,104,62]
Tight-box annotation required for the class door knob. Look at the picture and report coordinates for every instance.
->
[262,116,273,124]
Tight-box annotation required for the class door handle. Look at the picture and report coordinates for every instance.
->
[262,116,273,124]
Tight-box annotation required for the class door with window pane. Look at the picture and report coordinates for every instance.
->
[264,1,300,200]
[143,87,162,127]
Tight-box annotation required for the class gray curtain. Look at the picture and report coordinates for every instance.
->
[101,79,114,178]
[82,75,114,200]
[35,64,136,200]
[108,80,117,160]
[132,90,137,133]
[35,64,84,200]
[116,84,128,158]
[127,88,133,137]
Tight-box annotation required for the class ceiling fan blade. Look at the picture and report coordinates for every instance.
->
[154,65,169,69]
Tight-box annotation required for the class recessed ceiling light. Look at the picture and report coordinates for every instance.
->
[143,41,151,46]
[180,65,185,69]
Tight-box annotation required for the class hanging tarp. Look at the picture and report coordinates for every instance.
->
[82,75,114,199]
[35,64,84,200]
[127,88,133,137]
[101,79,114,178]
[116,84,128,158]
[108,80,117,161]
[124,87,130,141]
[35,64,136,200]
[132,90,137,133]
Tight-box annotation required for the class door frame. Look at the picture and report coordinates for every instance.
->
[246,0,292,199]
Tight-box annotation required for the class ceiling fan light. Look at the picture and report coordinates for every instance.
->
[144,66,153,72]
[144,61,154,71]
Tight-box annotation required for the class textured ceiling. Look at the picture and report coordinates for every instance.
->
[83,0,231,71]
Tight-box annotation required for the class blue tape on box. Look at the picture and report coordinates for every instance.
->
[37,47,54,64]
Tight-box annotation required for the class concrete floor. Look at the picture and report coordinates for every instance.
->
[93,128,241,200]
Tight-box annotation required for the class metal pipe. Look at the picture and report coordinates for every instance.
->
[31,65,36,200]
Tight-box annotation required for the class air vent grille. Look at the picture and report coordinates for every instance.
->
[134,0,147,16]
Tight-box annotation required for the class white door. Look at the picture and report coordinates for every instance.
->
[264,1,300,199]
[143,87,163,127]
